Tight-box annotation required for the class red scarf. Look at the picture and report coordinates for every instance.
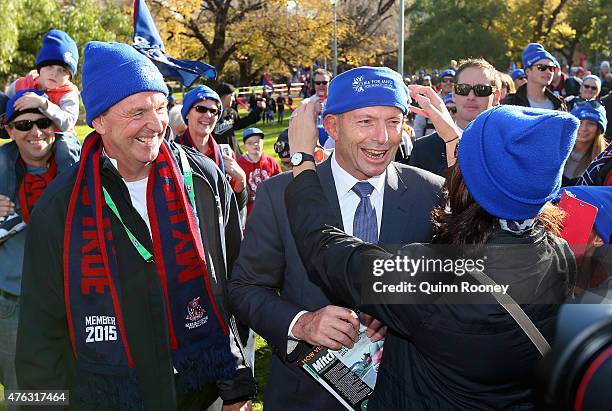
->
[175,130,223,170]
[18,156,57,223]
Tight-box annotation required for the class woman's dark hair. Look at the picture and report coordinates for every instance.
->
[432,165,564,245]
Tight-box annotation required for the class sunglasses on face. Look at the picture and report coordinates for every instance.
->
[274,140,289,155]
[193,105,219,115]
[314,81,329,86]
[446,106,457,114]
[454,83,497,97]
[10,117,54,132]
[442,78,454,83]
[535,64,556,72]
[582,84,598,91]
[517,76,526,81]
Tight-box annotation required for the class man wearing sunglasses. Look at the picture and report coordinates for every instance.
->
[502,43,567,111]
[0,88,80,396]
[304,68,332,127]
[565,75,603,111]
[409,58,501,177]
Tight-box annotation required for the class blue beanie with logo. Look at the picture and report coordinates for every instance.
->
[458,105,579,220]
[5,89,48,122]
[323,66,410,117]
[571,103,607,133]
[36,30,79,76]
[440,69,456,78]
[81,42,168,127]
[511,69,525,81]
[521,43,556,69]
[181,85,222,123]
[561,186,612,244]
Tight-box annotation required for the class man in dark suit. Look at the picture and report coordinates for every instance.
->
[228,67,444,410]
[409,58,502,177]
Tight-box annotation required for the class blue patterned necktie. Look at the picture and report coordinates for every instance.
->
[352,181,378,243]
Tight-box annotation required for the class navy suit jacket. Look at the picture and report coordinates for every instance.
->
[228,158,444,410]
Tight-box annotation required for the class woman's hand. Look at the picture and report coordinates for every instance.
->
[408,85,462,166]
[222,154,246,192]
[288,98,318,156]
[0,195,15,219]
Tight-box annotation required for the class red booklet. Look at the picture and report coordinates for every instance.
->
[558,191,598,258]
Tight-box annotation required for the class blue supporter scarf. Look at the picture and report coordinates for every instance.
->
[63,133,236,410]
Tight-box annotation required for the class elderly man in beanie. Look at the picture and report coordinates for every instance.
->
[228,66,443,411]
[15,42,255,411]
[0,89,80,399]
[213,82,265,157]
[502,43,567,111]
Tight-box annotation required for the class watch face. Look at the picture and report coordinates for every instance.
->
[291,152,303,166]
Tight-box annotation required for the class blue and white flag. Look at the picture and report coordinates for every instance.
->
[133,0,217,86]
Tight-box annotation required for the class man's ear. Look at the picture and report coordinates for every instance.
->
[324,114,339,142]
[91,116,106,135]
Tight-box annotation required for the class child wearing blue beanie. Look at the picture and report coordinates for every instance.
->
[7,30,80,133]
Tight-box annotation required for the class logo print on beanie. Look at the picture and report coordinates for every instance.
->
[353,76,365,92]
[64,51,77,68]
[140,65,163,82]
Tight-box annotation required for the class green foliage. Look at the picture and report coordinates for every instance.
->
[0,0,131,87]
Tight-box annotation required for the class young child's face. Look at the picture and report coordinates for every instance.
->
[244,135,263,158]
[38,65,71,90]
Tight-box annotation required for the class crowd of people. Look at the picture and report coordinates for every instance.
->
[0,28,611,411]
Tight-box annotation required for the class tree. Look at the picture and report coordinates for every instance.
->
[0,0,131,87]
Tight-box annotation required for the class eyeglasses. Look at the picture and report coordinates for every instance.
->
[454,83,497,97]
[517,76,527,81]
[446,106,457,114]
[442,78,454,83]
[10,118,54,132]
[574,99,602,109]
[314,81,328,86]
[582,84,599,91]
[535,64,556,72]
[193,105,219,116]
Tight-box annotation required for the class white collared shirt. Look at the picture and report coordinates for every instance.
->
[330,152,385,238]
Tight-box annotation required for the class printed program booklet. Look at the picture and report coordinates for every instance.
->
[298,324,384,410]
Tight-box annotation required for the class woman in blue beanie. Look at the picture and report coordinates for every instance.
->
[563,103,608,186]
[281,87,580,410]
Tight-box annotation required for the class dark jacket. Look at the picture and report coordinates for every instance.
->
[284,170,576,411]
[406,132,448,178]
[227,159,444,411]
[16,142,255,410]
[213,106,263,156]
[502,83,567,111]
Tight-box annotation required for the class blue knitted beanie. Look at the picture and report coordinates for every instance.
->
[36,30,79,75]
[511,69,525,81]
[521,43,556,69]
[561,186,612,244]
[181,85,222,123]
[571,103,607,133]
[5,89,48,122]
[323,66,410,116]
[458,105,579,220]
[81,42,168,127]
[440,69,456,78]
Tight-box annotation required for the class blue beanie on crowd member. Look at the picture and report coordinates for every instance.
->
[5,89,48,122]
[36,30,79,76]
[81,42,168,127]
[323,67,410,117]
[511,69,525,81]
[458,105,579,220]
[440,69,456,78]
[521,43,557,69]
[242,127,264,142]
[561,186,612,244]
[181,85,222,123]
[571,103,607,133]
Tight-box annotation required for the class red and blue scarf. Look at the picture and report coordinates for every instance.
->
[17,156,57,223]
[175,130,225,174]
[64,133,237,409]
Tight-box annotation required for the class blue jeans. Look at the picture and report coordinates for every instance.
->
[0,294,18,401]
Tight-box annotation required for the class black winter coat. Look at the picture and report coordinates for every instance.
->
[285,171,576,410]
